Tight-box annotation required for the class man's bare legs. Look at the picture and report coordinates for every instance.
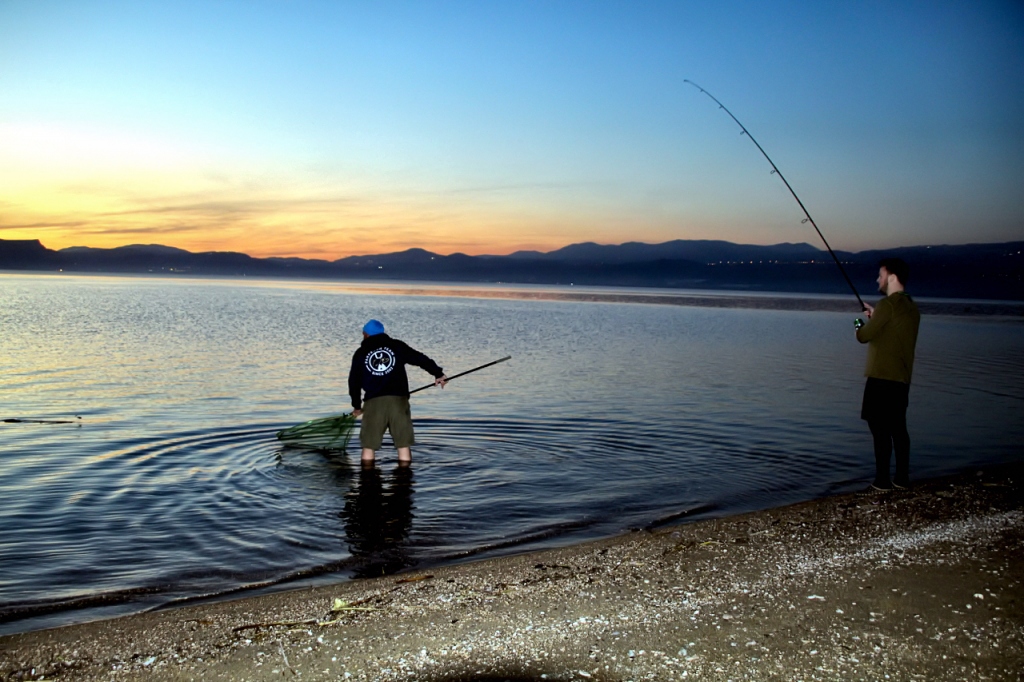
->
[361,447,412,465]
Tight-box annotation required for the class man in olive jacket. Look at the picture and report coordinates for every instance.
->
[349,320,446,466]
[856,258,920,491]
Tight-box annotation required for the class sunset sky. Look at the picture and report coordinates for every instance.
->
[1,1,1021,259]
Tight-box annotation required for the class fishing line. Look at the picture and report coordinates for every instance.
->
[684,80,866,310]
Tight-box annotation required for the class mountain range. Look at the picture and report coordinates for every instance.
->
[2,238,1022,300]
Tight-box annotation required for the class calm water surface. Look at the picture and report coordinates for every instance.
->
[2,274,1022,634]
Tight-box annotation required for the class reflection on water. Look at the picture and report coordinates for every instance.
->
[1,273,1022,635]
[340,465,416,578]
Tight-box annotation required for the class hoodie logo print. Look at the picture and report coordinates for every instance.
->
[366,348,396,376]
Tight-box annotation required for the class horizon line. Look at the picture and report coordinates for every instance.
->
[6,236,1023,262]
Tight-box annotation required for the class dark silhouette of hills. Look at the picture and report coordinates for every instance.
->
[2,238,1021,300]
[508,239,821,263]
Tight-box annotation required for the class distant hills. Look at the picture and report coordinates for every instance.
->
[2,237,1022,300]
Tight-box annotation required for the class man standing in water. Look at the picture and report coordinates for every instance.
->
[349,320,446,466]
[856,258,921,492]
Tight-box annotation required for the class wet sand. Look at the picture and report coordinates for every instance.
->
[2,465,1021,681]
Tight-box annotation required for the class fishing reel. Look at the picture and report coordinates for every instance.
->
[854,318,865,330]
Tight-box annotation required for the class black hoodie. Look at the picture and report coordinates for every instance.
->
[348,333,444,410]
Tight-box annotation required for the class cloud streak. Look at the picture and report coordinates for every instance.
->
[2,182,631,258]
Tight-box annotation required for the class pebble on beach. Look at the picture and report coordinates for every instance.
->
[1,466,1022,681]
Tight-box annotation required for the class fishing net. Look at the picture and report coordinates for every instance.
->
[276,356,511,452]
[276,413,356,451]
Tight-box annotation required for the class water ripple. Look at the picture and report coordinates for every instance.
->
[3,275,1022,635]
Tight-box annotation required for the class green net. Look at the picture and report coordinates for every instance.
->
[276,413,356,451]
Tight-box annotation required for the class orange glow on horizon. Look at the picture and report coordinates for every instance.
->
[1,207,710,260]
[1,222,701,260]
[0,122,786,257]
[1,175,738,259]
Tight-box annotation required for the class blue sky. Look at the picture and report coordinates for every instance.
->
[1,0,1021,257]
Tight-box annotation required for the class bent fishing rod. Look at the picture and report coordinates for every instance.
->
[408,355,511,395]
[684,80,867,311]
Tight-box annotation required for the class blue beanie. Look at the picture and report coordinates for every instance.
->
[363,319,385,336]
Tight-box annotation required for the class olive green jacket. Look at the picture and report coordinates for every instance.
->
[856,292,920,384]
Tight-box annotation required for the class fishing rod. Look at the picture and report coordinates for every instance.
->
[2,417,82,424]
[683,80,867,311]
[408,355,511,395]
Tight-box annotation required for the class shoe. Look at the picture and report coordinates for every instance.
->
[893,481,909,490]
[858,483,893,495]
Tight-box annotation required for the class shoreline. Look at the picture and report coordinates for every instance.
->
[2,464,1021,681]
[312,285,1024,317]
[4,272,1023,316]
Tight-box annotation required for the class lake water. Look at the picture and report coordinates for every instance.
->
[2,273,1022,635]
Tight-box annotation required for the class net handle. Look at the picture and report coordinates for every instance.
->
[408,355,512,395]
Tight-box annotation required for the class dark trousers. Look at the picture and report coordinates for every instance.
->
[862,378,911,487]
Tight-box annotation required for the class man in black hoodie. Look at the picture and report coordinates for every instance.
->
[349,319,446,465]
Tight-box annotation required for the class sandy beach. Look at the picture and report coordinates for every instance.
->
[2,464,1021,682]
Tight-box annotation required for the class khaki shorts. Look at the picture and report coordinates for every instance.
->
[359,395,414,450]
